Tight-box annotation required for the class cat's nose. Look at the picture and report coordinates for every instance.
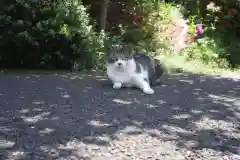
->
[118,62,122,66]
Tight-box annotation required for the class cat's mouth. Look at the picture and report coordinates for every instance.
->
[116,66,124,69]
[116,65,123,68]
[115,65,125,71]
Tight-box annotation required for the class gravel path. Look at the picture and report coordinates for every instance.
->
[0,72,240,160]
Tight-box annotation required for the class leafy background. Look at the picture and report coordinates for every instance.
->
[1,0,240,73]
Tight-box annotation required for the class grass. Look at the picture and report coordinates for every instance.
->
[154,37,240,78]
[0,69,106,76]
[1,53,239,79]
[0,69,70,76]
[139,2,239,79]
[157,54,240,78]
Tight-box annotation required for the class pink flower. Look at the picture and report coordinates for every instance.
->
[132,15,139,25]
[196,24,203,35]
[121,8,127,12]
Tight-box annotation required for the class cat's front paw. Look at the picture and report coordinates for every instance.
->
[113,82,122,89]
[143,87,155,94]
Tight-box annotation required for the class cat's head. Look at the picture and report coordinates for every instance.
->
[107,46,133,69]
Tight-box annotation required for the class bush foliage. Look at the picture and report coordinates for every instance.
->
[0,0,105,70]
[1,0,240,70]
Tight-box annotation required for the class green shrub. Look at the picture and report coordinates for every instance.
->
[0,0,105,70]
[172,0,240,67]
[55,0,105,70]
[111,0,240,70]
[122,1,235,69]
[1,0,240,71]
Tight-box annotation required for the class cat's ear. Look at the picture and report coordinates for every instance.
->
[125,45,135,57]
[107,45,118,56]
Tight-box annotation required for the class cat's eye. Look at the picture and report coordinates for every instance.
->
[107,57,117,63]
[123,55,132,60]
[122,57,129,60]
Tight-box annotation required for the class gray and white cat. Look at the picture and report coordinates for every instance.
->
[106,46,163,94]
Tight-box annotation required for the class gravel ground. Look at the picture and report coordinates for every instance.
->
[0,72,240,160]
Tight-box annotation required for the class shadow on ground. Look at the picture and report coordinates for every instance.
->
[0,72,239,159]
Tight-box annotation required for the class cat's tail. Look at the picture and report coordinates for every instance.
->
[155,63,164,80]
[150,60,164,86]
[154,59,164,80]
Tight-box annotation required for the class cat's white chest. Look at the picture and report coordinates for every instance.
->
[107,66,132,84]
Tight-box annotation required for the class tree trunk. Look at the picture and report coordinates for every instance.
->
[100,0,109,32]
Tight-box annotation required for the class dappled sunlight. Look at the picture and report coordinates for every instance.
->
[18,103,52,124]
[194,116,237,132]
[156,100,167,104]
[55,129,188,159]
[56,87,63,90]
[1,72,240,159]
[95,75,108,81]
[39,128,55,136]
[5,150,28,160]
[118,126,143,136]
[61,92,71,99]
[172,113,191,120]
[112,98,133,105]
[82,86,93,93]
[208,94,240,109]
[69,75,84,80]
[179,79,194,84]
[59,72,108,82]
[144,104,158,108]
[39,145,60,158]
[2,0,240,157]
[208,94,237,103]
[0,126,14,133]
[161,124,194,136]
[20,111,51,123]
[32,101,45,105]
[87,120,111,128]
[18,108,29,114]
[233,100,240,108]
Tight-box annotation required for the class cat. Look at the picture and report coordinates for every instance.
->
[106,46,163,94]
